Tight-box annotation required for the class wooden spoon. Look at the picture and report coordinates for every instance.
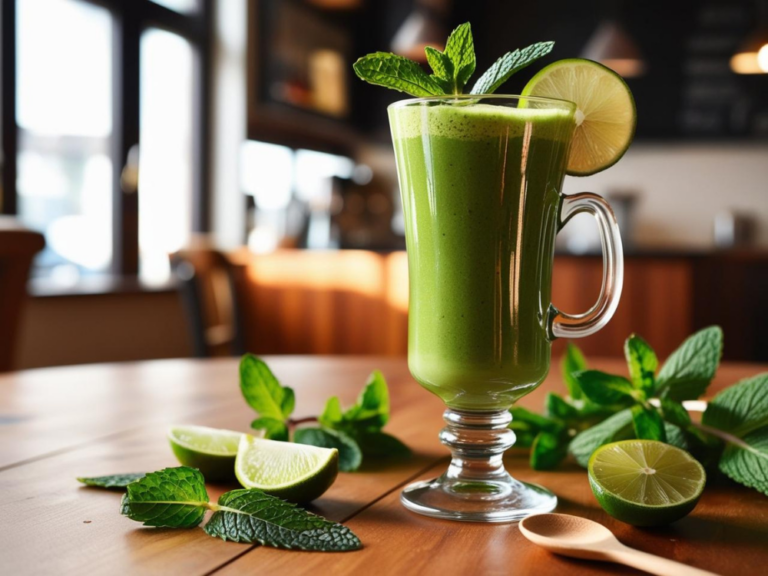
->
[519,513,718,576]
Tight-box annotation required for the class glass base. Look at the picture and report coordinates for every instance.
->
[401,409,557,522]
[401,475,557,522]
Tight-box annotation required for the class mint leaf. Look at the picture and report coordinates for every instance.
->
[625,334,657,399]
[356,431,411,458]
[631,405,667,441]
[294,427,362,472]
[655,326,723,401]
[319,396,344,429]
[509,419,538,448]
[444,23,476,91]
[343,370,390,431]
[664,422,692,452]
[569,409,634,467]
[562,343,588,399]
[702,373,768,495]
[240,354,295,421]
[660,398,691,428]
[511,406,563,434]
[425,46,455,92]
[78,473,145,489]
[470,41,554,95]
[251,417,289,442]
[574,370,637,406]
[545,392,579,421]
[531,431,569,470]
[204,489,361,551]
[353,52,445,97]
[120,467,209,528]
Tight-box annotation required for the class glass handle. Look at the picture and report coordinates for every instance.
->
[550,192,624,339]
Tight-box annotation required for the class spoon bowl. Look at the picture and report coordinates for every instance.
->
[519,513,718,576]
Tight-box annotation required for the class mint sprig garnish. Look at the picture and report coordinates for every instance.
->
[352,52,445,97]
[469,41,554,95]
[119,466,362,551]
[353,21,554,97]
[240,358,409,471]
[443,23,476,92]
[77,473,145,489]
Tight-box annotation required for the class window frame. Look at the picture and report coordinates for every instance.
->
[0,0,212,277]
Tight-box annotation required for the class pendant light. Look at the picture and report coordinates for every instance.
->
[391,0,449,63]
[731,1,768,74]
[581,2,646,78]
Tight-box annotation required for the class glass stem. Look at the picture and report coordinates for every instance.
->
[439,409,516,495]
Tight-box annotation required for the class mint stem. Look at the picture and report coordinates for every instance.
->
[289,416,319,427]
[689,421,755,452]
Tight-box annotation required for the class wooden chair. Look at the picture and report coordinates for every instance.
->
[0,218,45,372]
[171,244,246,358]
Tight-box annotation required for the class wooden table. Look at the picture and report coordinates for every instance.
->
[1,357,767,575]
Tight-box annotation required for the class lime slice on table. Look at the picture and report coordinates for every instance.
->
[235,434,339,503]
[168,425,242,483]
[522,58,636,176]
[588,440,706,527]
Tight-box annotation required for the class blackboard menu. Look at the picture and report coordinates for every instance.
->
[471,0,768,141]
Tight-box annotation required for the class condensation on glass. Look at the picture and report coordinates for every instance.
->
[16,0,113,280]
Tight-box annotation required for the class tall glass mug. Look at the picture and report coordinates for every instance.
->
[389,95,623,522]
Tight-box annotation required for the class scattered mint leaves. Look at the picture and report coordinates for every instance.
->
[702,373,768,495]
[574,370,636,406]
[631,404,667,442]
[655,326,723,401]
[470,41,554,95]
[294,427,362,472]
[443,23,476,92]
[204,489,361,551]
[569,409,634,467]
[299,370,409,470]
[531,431,569,470]
[120,467,209,528]
[625,334,658,399]
[352,52,445,97]
[118,467,362,550]
[355,431,411,458]
[78,473,145,489]
[240,354,295,440]
[562,343,587,400]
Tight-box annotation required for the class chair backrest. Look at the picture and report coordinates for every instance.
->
[171,246,246,358]
[0,218,45,371]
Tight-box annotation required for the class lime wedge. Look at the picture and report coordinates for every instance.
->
[168,425,242,483]
[235,434,338,503]
[588,440,706,526]
[522,58,636,176]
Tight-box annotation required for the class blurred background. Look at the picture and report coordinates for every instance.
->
[0,0,766,371]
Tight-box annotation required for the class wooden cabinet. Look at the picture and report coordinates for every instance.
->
[231,250,766,361]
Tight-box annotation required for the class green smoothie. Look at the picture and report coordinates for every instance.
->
[389,101,575,411]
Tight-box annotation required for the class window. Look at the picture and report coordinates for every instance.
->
[1,0,211,284]
[240,140,357,252]
[139,28,195,282]
[16,0,113,279]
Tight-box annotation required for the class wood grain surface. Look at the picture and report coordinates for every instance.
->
[0,357,766,575]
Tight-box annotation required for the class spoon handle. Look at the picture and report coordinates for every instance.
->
[610,548,719,576]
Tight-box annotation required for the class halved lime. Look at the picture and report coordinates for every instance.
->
[168,425,242,483]
[588,440,706,527]
[235,434,338,503]
[522,58,636,176]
